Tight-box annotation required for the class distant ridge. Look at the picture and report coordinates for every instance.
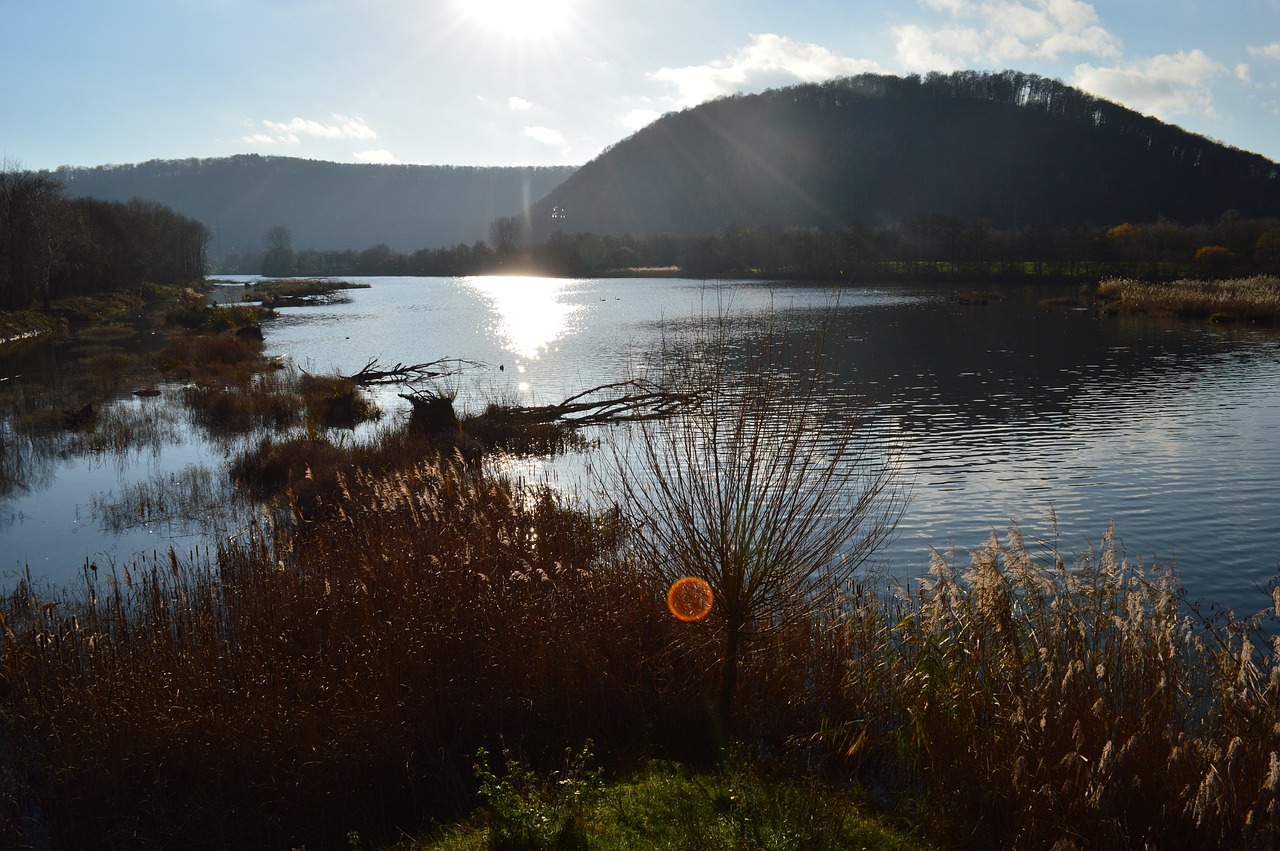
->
[531,71,1280,238]
[51,155,576,257]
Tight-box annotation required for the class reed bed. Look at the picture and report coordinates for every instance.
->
[180,363,380,439]
[5,460,1279,848]
[830,525,1280,850]
[155,330,265,385]
[1097,275,1280,322]
[0,453,758,848]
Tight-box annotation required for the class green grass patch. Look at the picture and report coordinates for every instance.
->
[414,755,929,851]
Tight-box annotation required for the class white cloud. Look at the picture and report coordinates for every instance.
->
[242,114,378,145]
[621,109,663,131]
[893,24,985,70]
[509,97,534,111]
[650,34,882,108]
[240,133,281,146]
[1073,50,1228,119]
[1249,42,1280,61]
[524,125,571,156]
[354,149,401,164]
[894,0,1121,69]
[1236,63,1252,83]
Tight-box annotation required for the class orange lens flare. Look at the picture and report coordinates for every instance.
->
[667,576,714,622]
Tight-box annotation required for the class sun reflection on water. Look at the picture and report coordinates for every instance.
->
[463,276,586,360]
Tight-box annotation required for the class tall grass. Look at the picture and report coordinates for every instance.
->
[829,524,1280,850]
[0,453,738,848]
[1097,275,1280,322]
[12,496,1277,848]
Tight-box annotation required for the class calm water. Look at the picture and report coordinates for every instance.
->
[4,276,1280,616]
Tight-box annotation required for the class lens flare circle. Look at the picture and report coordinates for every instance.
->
[667,576,713,623]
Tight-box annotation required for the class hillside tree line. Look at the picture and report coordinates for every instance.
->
[0,163,209,310]
[221,213,1280,282]
[528,71,1280,240]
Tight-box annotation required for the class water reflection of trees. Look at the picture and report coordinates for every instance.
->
[0,377,183,504]
[90,464,242,535]
[0,420,57,501]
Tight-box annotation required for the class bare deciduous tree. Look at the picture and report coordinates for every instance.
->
[0,161,67,308]
[611,306,906,737]
[488,215,526,259]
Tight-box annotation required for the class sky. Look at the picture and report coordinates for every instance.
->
[5,0,1280,172]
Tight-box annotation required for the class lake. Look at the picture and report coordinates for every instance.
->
[4,275,1280,618]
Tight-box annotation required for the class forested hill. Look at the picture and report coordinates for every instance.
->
[52,156,576,257]
[531,71,1280,239]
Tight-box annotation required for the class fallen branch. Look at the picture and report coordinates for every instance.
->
[330,357,486,386]
[397,379,699,455]
[473,379,699,431]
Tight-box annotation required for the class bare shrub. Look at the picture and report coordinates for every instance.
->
[610,307,905,736]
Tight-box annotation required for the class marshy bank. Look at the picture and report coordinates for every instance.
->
[233,276,372,308]
[1097,274,1280,323]
[4,277,1280,849]
[0,281,399,585]
[4,425,1279,849]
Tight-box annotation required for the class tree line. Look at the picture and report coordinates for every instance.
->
[1,163,209,310]
[223,213,1280,282]
[54,155,575,256]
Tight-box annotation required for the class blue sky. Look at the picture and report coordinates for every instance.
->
[5,0,1279,171]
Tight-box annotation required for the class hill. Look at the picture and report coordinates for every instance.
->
[51,155,575,258]
[531,71,1280,238]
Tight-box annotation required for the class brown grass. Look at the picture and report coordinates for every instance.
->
[5,451,1278,849]
[166,287,270,331]
[155,331,265,384]
[0,455,731,848]
[828,524,1280,850]
[1097,275,1280,322]
[298,373,381,429]
[246,278,371,307]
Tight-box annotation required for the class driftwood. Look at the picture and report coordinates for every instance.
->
[508,379,698,428]
[327,357,485,386]
[459,379,698,446]
[397,379,698,454]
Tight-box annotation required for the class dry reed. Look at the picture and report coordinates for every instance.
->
[828,524,1280,850]
[0,453,729,848]
[1097,275,1280,322]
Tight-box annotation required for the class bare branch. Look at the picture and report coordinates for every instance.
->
[332,357,487,386]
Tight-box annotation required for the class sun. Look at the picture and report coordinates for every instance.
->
[456,0,578,43]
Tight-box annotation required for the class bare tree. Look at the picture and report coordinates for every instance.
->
[0,160,67,308]
[610,307,906,737]
[262,225,296,277]
[487,215,526,259]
